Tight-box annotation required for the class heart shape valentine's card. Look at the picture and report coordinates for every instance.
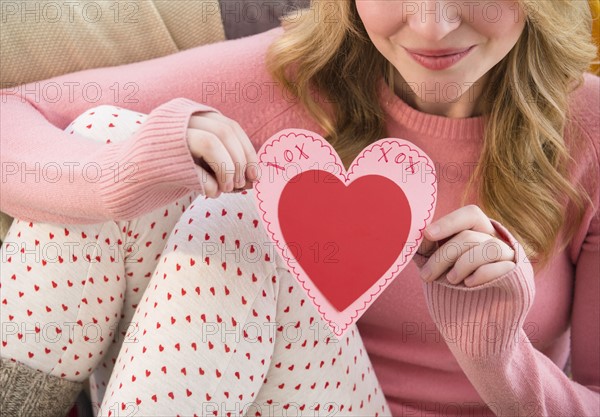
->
[253,129,437,338]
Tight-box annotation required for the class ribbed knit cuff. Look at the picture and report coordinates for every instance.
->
[96,97,219,220]
[415,219,536,358]
[1,357,82,417]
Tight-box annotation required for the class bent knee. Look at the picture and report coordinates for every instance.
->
[159,191,282,286]
[67,105,148,144]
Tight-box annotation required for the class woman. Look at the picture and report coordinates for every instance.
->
[1,0,598,416]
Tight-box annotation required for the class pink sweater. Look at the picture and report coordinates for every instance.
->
[1,27,599,416]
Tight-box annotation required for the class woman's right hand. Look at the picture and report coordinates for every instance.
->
[186,111,259,198]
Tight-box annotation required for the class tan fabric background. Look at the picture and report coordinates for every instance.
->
[0,0,225,86]
[0,0,227,243]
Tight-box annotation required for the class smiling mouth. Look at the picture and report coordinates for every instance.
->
[407,47,474,57]
[403,45,476,70]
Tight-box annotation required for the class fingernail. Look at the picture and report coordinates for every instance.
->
[427,224,440,237]
[420,265,432,281]
[248,164,258,180]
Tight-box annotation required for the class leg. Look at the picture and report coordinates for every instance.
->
[0,219,125,417]
[87,190,200,410]
[0,105,199,416]
[98,190,391,416]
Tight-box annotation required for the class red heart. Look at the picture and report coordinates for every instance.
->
[279,172,410,311]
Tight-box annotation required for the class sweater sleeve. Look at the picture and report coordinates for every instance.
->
[412,218,600,416]
[0,96,215,224]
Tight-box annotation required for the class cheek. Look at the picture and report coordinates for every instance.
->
[469,1,525,39]
[355,0,404,38]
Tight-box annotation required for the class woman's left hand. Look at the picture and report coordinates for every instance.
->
[417,205,517,287]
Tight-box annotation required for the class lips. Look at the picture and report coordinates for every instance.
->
[403,45,476,70]
[404,46,474,57]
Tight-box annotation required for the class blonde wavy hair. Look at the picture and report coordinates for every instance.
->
[265,0,598,271]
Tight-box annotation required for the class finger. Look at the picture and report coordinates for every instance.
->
[418,233,453,257]
[463,261,517,287]
[417,234,438,257]
[425,205,496,242]
[446,238,515,284]
[192,164,220,198]
[241,180,254,190]
[205,113,259,183]
[421,230,487,282]
[188,116,247,189]
[193,113,256,187]
[231,181,255,193]
[186,129,235,192]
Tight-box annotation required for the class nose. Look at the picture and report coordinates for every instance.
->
[405,0,461,42]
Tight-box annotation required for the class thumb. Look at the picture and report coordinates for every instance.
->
[417,235,438,257]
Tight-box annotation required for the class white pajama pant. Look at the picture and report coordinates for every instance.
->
[0,105,392,417]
